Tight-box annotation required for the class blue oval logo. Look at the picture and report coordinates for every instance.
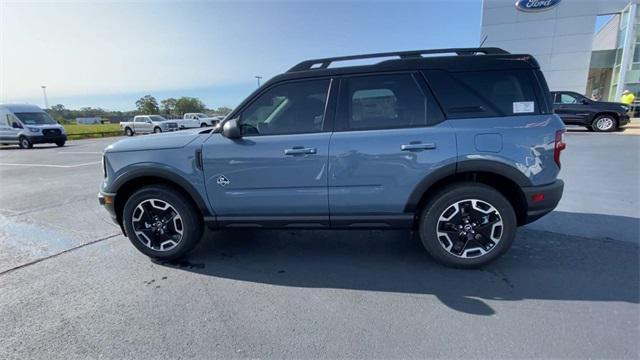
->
[515,0,561,12]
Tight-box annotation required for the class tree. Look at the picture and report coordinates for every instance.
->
[214,106,232,115]
[135,95,159,114]
[160,98,177,115]
[174,97,206,115]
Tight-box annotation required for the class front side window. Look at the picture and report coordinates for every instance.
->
[341,74,427,130]
[240,79,330,136]
[14,112,56,125]
[559,93,579,104]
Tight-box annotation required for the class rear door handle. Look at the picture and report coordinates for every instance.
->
[401,143,436,151]
[284,147,317,155]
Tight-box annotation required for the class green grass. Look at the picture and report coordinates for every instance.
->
[63,124,122,139]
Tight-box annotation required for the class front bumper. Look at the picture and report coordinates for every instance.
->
[619,112,631,126]
[28,134,67,144]
[98,191,118,222]
[521,179,564,225]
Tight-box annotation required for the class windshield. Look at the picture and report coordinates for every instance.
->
[149,115,167,122]
[15,112,57,125]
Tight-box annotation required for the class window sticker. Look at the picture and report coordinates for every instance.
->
[513,101,535,114]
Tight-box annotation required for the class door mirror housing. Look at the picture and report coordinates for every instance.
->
[581,98,591,105]
[222,118,241,139]
[12,122,22,129]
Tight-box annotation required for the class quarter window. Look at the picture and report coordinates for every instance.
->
[240,79,330,136]
[341,74,427,130]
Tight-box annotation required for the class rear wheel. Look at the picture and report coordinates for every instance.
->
[122,185,203,260]
[55,141,65,147]
[18,136,33,149]
[418,183,516,268]
[125,127,134,136]
[592,115,617,132]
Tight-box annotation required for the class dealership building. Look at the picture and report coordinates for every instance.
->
[481,0,639,102]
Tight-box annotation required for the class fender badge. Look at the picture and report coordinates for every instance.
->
[216,175,230,187]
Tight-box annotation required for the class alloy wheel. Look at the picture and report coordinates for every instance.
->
[436,199,503,259]
[131,199,184,251]
[595,117,614,131]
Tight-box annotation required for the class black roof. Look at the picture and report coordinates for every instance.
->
[265,47,539,86]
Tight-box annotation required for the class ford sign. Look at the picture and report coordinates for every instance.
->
[515,0,561,12]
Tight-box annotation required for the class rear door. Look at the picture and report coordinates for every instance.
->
[134,116,151,133]
[202,78,335,227]
[328,72,456,227]
[0,112,19,143]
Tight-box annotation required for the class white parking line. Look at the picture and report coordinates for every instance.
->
[57,151,103,155]
[0,161,101,168]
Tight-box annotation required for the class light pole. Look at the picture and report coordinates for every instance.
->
[255,76,262,88]
[41,85,49,109]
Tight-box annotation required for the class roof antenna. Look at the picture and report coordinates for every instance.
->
[479,35,488,48]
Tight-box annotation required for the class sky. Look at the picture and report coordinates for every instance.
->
[0,0,487,111]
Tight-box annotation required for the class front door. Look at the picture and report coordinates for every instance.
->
[328,73,456,227]
[554,92,588,124]
[202,78,335,227]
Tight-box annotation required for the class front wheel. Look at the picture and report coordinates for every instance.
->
[200,123,208,127]
[122,185,203,260]
[153,127,162,133]
[592,115,617,132]
[18,136,33,149]
[55,141,65,147]
[418,183,516,268]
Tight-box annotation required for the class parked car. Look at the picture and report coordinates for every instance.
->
[183,113,222,127]
[0,104,67,149]
[550,91,630,132]
[99,47,566,268]
[120,115,178,136]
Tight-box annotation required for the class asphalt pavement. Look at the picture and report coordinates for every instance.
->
[0,131,638,359]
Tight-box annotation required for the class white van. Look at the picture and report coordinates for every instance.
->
[0,104,67,149]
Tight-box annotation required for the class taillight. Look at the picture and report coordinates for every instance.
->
[554,130,566,168]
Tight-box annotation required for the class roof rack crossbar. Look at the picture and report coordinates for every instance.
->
[287,47,509,72]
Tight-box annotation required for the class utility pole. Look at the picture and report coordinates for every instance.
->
[255,76,262,88]
[41,85,49,109]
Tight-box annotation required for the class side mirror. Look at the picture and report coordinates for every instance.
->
[12,123,21,129]
[222,118,241,139]
[582,99,590,105]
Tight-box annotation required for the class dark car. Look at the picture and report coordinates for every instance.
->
[550,91,630,132]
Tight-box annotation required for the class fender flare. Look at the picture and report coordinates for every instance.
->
[404,159,532,213]
[108,165,212,217]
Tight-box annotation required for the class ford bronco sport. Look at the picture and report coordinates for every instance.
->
[99,48,566,268]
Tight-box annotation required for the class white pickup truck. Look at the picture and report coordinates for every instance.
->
[182,113,224,128]
[120,115,179,136]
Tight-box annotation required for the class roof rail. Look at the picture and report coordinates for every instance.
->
[287,47,509,72]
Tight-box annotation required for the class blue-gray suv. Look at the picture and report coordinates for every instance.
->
[99,48,566,268]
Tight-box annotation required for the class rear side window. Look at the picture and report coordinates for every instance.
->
[424,70,539,119]
[338,73,429,131]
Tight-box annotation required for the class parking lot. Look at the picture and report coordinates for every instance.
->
[0,130,638,359]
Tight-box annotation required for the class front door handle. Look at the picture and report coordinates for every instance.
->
[284,147,317,155]
[401,142,436,151]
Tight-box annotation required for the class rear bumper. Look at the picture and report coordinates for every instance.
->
[521,179,564,225]
[28,134,67,144]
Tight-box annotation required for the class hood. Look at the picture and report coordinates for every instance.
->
[104,128,205,153]
[595,101,628,108]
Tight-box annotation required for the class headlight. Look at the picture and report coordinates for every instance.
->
[28,127,40,133]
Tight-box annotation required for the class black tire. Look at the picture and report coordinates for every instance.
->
[55,141,65,147]
[122,185,203,260]
[125,127,134,136]
[418,182,516,268]
[18,136,33,149]
[200,123,208,127]
[592,114,617,132]
[153,127,162,133]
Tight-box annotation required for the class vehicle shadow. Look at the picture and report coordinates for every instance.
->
[158,213,639,316]
[0,144,75,151]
